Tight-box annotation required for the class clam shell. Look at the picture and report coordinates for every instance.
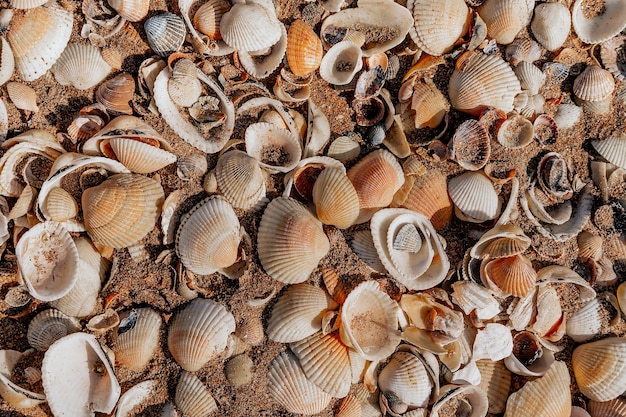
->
[287,20,323,77]
[7,82,38,113]
[410,81,450,129]
[378,349,436,409]
[497,113,534,149]
[350,230,386,273]
[319,41,363,85]
[245,122,302,173]
[591,135,626,169]
[578,231,603,261]
[27,308,80,351]
[481,254,537,297]
[238,24,288,79]
[573,65,615,103]
[448,171,500,223]
[339,280,401,361]
[175,195,241,275]
[505,38,542,66]
[573,337,626,402]
[589,398,626,417]
[107,136,177,174]
[531,3,571,52]
[476,359,511,414]
[514,62,546,95]
[115,380,160,417]
[175,371,218,417]
[470,224,531,259]
[215,150,266,210]
[312,167,359,229]
[449,119,490,171]
[449,52,522,115]
[268,351,332,414]
[6,4,73,81]
[258,197,329,284]
[16,221,79,302]
[0,349,46,409]
[504,331,555,377]
[571,0,626,44]
[407,0,469,56]
[193,0,230,40]
[601,35,626,82]
[553,103,582,130]
[0,38,14,88]
[96,73,135,115]
[167,298,236,372]
[113,308,162,372]
[566,298,603,343]
[42,333,121,417]
[477,0,533,44]
[145,13,186,57]
[82,173,165,248]
[10,0,47,8]
[51,43,112,90]
[107,0,149,21]
[220,3,282,52]
[336,394,361,417]
[226,354,254,386]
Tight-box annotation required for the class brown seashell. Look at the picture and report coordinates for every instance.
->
[107,0,149,22]
[449,119,490,171]
[175,371,218,417]
[286,20,323,77]
[537,152,572,200]
[7,82,38,113]
[225,354,254,386]
[481,254,537,297]
[577,231,603,261]
[589,398,626,417]
[533,114,559,146]
[45,187,78,222]
[476,359,511,414]
[96,73,135,115]
[193,0,230,40]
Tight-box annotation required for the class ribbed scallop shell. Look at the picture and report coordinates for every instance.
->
[220,3,282,52]
[113,308,162,372]
[10,0,47,8]
[175,371,218,417]
[591,136,626,169]
[449,52,522,115]
[470,224,531,259]
[504,361,571,417]
[448,171,499,223]
[287,20,323,77]
[108,137,177,174]
[258,197,329,284]
[514,62,546,95]
[566,298,603,343]
[51,43,112,90]
[531,3,570,52]
[168,298,236,372]
[107,0,149,21]
[573,337,626,402]
[505,38,543,66]
[378,350,434,408]
[477,0,533,44]
[0,37,14,87]
[7,82,38,112]
[481,254,537,297]
[327,136,360,163]
[312,167,359,229]
[175,195,240,275]
[6,5,73,81]
[573,65,615,103]
[589,398,626,417]
[449,119,490,171]
[571,0,626,44]
[238,24,287,79]
[245,122,301,173]
[407,0,469,56]
[267,283,339,343]
[339,280,401,361]
[290,332,351,398]
[27,309,80,351]
[476,359,511,414]
[578,231,603,261]
[215,150,265,210]
[553,103,582,130]
[82,173,164,248]
[144,13,186,57]
[497,113,534,149]
[336,394,361,417]
[96,73,135,115]
[193,0,230,40]
[410,81,450,129]
[319,41,363,85]
[269,351,332,414]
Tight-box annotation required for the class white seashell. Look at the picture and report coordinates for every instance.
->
[144,13,186,57]
[107,0,149,21]
[175,371,218,417]
[113,308,162,372]
[215,150,266,210]
[514,62,546,95]
[167,298,236,372]
[451,281,501,320]
[592,135,626,169]
[10,0,47,8]
[86,309,120,333]
[473,323,513,362]
[27,308,81,351]
[571,0,626,44]
[220,3,282,52]
[245,122,302,173]
[505,38,543,66]
[476,359,511,414]
[327,136,360,163]
[572,65,615,114]
[319,41,363,85]
[566,298,604,343]
[431,384,488,417]
[115,380,160,417]
[573,337,626,402]
[448,171,500,223]
[238,24,287,79]
[225,354,254,386]
[531,3,571,52]
[0,38,14,88]
[553,103,582,130]
[477,0,534,44]
[0,349,46,409]
[407,0,469,56]
[42,333,121,417]
[51,43,112,90]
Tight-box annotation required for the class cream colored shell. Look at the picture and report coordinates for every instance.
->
[407,0,469,56]
[51,43,112,90]
[573,337,626,402]
[113,308,162,372]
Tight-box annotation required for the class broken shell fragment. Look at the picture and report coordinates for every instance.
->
[470,224,531,259]
[504,331,555,377]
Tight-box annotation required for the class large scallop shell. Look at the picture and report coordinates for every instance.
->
[215,150,266,210]
[476,359,511,414]
[96,73,135,115]
[6,4,73,81]
[27,308,81,351]
[258,197,329,284]
[175,371,218,417]
[107,0,149,21]
[167,298,236,372]
[407,0,469,56]
[51,42,112,90]
[144,13,186,57]
[591,135,626,169]
[573,337,626,402]
[319,40,363,85]
[82,173,164,248]
[531,3,571,52]
[175,195,241,275]
[220,3,282,52]
[312,167,359,229]
[588,398,626,417]
[449,52,522,116]
[113,308,162,372]
[287,20,323,77]
[448,171,500,223]
[571,0,626,44]
[477,0,533,44]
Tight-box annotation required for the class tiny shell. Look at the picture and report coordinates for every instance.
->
[113,308,162,372]
[7,82,38,113]
[449,119,490,171]
[51,43,112,90]
[96,73,135,115]
[577,231,603,261]
[27,308,80,352]
[107,0,149,21]
[287,20,323,77]
[571,0,626,44]
[531,3,571,52]
[505,38,542,66]
[220,3,283,52]
[573,337,626,402]
[175,371,218,417]
[448,171,500,223]
[145,13,186,58]
[407,0,470,56]
[226,354,254,386]
[504,331,555,377]
[478,0,533,45]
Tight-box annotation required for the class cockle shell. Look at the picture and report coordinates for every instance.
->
[175,195,241,275]
[505,38,542,66]
[430,384,488,417]
[220,3,282,52]
[476,359,511,414]
[287,20,323,77]
[497,113,534,149]
[10,0,47,8]
[174,371,218,417]
[409,81,450,129]
[481,254,537,297]
[601,35,626,82]
[573,337,626,402]
[115,380,160,417]
[470,224,531,259]
[449,52,522,115]
[319,41,363,85]
[566,298,604,343]
[588,398,626,417]
[215,150,266,210]
[82,173,164,248]
[167,298,236,372]
[51,42,112,90]
[113,308,162,372]
[591,135,626,169]
[193,0,230,40]
[573,65,615,114]
[6,4,73,81]
[96,73,135,115]
[258,197,329,284]
[571,0,626,44]
[145,13,186,57]
[531,3,571,52]
[449,119,491,171]
[312,167,359,229]
[7,82,38,113]
[406,0,469,56]
[42,333,121,417]
[226,354,254,386]
[245,122,302,173]
[0,38,14,88]
[238,24,287,79]
[477,0,533,44]
[514,62,546,96]
[448,171,500,223]
[107,0,149,21]
[553,103,582,130]
[27,308,80,351]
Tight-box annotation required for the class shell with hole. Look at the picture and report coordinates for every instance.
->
[448,171,500,223]
[530,3,570,52]
[51,42,112,90]
[214,150,266,210]
[113,308,162,372]
[477,0,534,45]
[572,65,615,115]
[573,337,626,402]
[406,0,469,56]
[168,298,236,372]
[144,13,186,57]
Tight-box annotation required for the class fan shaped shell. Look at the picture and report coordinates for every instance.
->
[448,171,500,223]
[531,3,571,52]
[193,0,230,40]
[378,350,434,408]
[175,371,218,417]
[392,169,452,229]
[113,308,162,372]
[573,337,626,402]
[449,119,491,171]
[96,73,135,115]
[144,13,186,57]
[407,0,469,56]
[287,20,323,77]
[312,167,359,229]
[215,150,266,210]
[478,0,533,45]
[107,0,149,21]
[481,254,537,297]
[7,82,38,112]
[51,43,112,90]
[220,3,282,52]
[591,136,626,169]
[27,308,80,352]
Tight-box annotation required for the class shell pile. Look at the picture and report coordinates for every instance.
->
[0,0,625,416]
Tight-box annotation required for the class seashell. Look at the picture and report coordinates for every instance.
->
[477,0,533,44]
[145,13,186,58]
[193,0,230,40]
[42,333,121,417]
[7,82,38,113]
[449,52,522,116]
[497,113,534,149]
[536,265,596,304]
[589,398,626,417]
[572,65,615,115]
[215,150,266,210]
[244,122,302,173]
[451,281,501,320]
[96,73,135,115]
[578,231,603,261]
[533,114,558,145]
[505,38,542,66]
[407,0,469,56]
[0,349,46,409]
[430,384,488,417]
[531,3,571,52]
[532,284,566,342]
[601,35,626,82]
[449,119,490,171]
[226,354,254,386]
[504,331,555,377]
[336,394,361,417]
[177,153,207,181]
[566,298,604,343]
[174,372,218,417]
[175,195,240,275]
[168,298,236,372]
[44,187,78,222]
[113,308,162,372]
[537,152,571,200]
[67,104,110,142]
[352,96,385,127]
[503,361,571,417]
[481,254,537,297]
[86,308,120,333]
[448,171,500,223]
[573,337,626,402]
[571,0,626,44]
[115,380,160,417]
[287,20,323,77]
[258,197,329,284]
[16,221,79,302]
[470,224,531,259]
[347,149,405,224]
[10,0,47,8]
[107,0,149,21]
[51,43,112,90]
[220,3,282,52]
[268,351,332,414]
[288,156,344,201]
[238,24,287,79]
[6,4,73,81]
[290,332,351,398]
[327,136,360,163]
[4,286,32,308]
[27,309,81,352]
[591,135,626,169]
[319,41,363,85]
[553,103,582,130]
[82,173,164,248]
[409,81,450,129]
[312,167,359,229]
[235,315,265,347]
[476,359,511,414]
[339,280,401,361]
[514,62,546,96]
[350,230,386,273]
[0,38,14,88]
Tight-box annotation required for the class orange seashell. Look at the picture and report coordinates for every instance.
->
[286,20,323,77]
[410,81,450,129]
[481,254,537,297]
[193,0,230,40]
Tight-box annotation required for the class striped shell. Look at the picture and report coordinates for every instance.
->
[476,359,511,414]
[312,167,359,229]
[144,13,186,57]
[571,0,626,44]
[407,0,470,56]
[448,171,500,223]
[477,0,533,45]
[215,150,266,210]
[449,119,490,171]
[481,254,537,297]
[220,3,283,52]
[175,371,218,417]
[51,43,112,90]
[113,308,162,372]
[319,41,363,85]
[410,81,450,129]
[573,65,615,103]
[573,337,626,402]
[591,135,626,169]
[107,0,149,21]
[193,0,230,40]
[7,82,38,112]
[0,38,14,87]
[566,298,603,343]
[286,20,323,77]
[96,73,135,115]
[470,224,531,259]
[238,24,287,79]
[589,398,626,417]
[505,38,543,66]
[514,62,546,95]
[378,349,436,409]
[27,309,80,351]
[531,3,571,52]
